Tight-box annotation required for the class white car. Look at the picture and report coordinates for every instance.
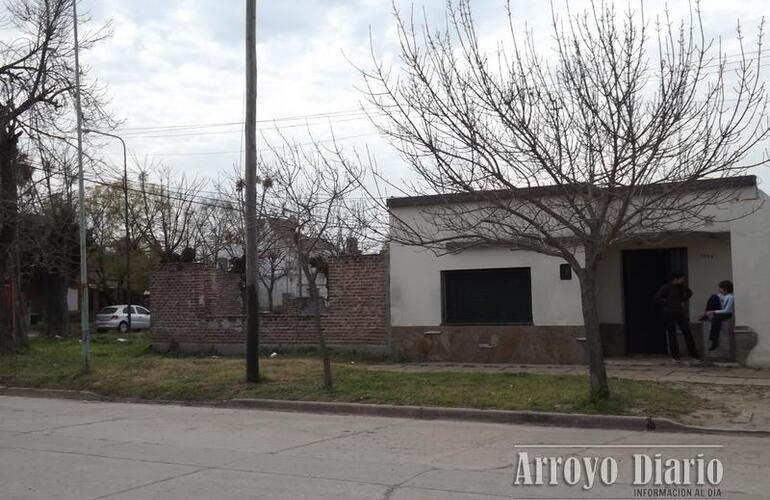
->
[95,305,151,333]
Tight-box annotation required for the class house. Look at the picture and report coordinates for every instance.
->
[386,176,770,366]
[217,216,332,311]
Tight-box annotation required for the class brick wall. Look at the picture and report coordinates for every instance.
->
[149,254,388,353]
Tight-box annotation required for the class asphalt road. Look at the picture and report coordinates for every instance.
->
[0,395,767,499]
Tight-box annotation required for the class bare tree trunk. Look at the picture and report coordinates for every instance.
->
[12,239,27,346]
[0,128,19,352]
[12,212,27,346]
[578,262,610,401]
[306,271,332,391]
[40,271,70,337]
[0,281,10,351]
[266,283,274,312]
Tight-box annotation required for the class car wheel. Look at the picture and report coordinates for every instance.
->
[119,322,129,334]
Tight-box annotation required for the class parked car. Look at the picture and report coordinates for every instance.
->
[95,305,151,333]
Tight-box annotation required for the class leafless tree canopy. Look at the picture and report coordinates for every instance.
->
[130,161,205,263]
[0,0,112,350]
[1,0,112,136]
[361,0,768,259]
[357,0,769,399]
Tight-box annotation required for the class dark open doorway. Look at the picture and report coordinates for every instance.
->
[622,248,688,355]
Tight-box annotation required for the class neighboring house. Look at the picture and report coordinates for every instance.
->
[386,176,770,366]
[218,216,332,311]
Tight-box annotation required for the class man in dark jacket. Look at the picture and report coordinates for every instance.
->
[654,272,700,361]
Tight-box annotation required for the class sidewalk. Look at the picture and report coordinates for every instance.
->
[363,359,770,386]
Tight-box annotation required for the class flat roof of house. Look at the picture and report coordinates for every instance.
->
[385,175,757,209]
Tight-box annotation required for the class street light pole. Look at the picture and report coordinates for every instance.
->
[84,129,131,334]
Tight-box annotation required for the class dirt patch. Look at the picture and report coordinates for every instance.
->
[675,382,770,431]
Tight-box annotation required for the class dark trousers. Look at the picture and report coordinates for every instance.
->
[709,313,733,345]
[664,311,699,359]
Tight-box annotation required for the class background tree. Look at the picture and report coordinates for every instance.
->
[0,0,111,350]
[85,180,152,306]
[257,228,290,312]
[86,182,125,301]
[190,199,232,265]
[208,167,250,269]
[19,143,79,337]
[211,167,286,311]
[131,161,205,263]
[357,0,769,399]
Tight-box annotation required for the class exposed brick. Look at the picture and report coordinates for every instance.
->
[149,255,388,350]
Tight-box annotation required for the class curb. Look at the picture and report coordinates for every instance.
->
[0,386,103,401]
[1,386,768,437]
[223,398,770,437]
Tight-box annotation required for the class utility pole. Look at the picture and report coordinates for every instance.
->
[244,0,260,383]
[72,0,90,373]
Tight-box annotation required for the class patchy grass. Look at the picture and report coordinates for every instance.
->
[0,335,705,418]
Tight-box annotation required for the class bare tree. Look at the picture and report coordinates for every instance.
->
[270,144,364,391]
[18,137,130,338]
[85,182,124,300]
[19,142,79,337]
[192,202,234,265]
[209,167,289,311]
[0,0,111,350]
[131,161,205,263]
[202,169,244,270]
[357,0,769,399]
[257,229,290,312]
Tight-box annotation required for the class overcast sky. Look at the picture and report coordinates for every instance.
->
[79,0,770,189]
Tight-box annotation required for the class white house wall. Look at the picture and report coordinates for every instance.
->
[730,190,770,367]
[389,244,584,327]
[258,270,328,310]
[387,183,767,363]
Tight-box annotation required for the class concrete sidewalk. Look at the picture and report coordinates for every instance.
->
[362,359,770,386]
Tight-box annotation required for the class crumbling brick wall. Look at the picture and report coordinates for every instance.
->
[149,254,388,353]
[324,254,388,346]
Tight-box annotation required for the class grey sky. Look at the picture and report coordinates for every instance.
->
[80,0,770,188]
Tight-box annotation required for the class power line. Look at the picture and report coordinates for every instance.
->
[118,114,380,138]
[109,59,766,142]
[26,163,381,214]
[115,108,376,134]
[118,115,379,139]
[110,51,768,131]
[98,132,381,158]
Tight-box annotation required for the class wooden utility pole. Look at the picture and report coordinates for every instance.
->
[244,0,260,383]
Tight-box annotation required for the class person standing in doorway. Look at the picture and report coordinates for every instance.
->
[654,272,700,362]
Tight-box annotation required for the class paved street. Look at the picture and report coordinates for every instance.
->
[1,396,768,499]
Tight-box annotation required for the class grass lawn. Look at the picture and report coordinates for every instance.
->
[0,334,708,419]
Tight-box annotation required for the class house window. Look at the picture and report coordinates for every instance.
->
[441,267,533,324]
